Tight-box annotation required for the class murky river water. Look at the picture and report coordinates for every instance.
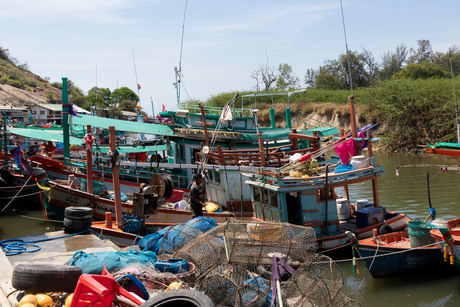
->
[1,152,460,306]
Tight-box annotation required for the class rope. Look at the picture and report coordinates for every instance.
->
[1,170,36,213]
[0,229,93,256]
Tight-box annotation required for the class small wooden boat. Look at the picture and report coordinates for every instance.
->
[357,228,448,277]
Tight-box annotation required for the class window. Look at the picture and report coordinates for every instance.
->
[262,189,269,204]
[40,110,45,115]
[253,187,261,202]
[270,191,278,207]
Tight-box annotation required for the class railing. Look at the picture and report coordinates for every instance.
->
[196,131,320,166]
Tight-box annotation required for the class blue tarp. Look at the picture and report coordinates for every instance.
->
[138,217,217,254]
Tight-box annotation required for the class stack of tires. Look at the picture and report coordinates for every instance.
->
[63,207,93,234]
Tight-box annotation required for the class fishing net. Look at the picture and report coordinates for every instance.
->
[172,218,360,307]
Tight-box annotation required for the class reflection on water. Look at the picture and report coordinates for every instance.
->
[1,152,459,306]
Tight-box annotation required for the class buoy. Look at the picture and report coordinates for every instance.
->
[65,293,73,307]
[18,294,38,307]
[168,282,182,290]
[35,294,53,307]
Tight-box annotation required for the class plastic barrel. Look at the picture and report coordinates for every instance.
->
[407,218,436,247]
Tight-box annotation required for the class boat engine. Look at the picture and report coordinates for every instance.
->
[132,174,173,215]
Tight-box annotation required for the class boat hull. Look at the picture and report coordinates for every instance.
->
[47,180,243,225]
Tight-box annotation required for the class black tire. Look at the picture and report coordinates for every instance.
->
[63,217,92,234]
[379,224,392,235]
[141,289,215,307]
[65,206,93,220]
[12,264,82,292]
[162,174,173,200]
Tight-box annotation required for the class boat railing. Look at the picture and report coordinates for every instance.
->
[180,104,254,118]
[250,165,386,189]
[196,131,320,166]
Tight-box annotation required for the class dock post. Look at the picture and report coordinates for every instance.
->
[86,125,93,194]
[109,126,123,229]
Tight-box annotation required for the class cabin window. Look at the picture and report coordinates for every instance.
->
[208,170,214,182]
[214,171,221,184]
[253,187,261,202]
[40,110,45,115]
[270,191,278,207]
[262,189,269,204]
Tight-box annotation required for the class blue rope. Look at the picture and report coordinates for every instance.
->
[0,229,93,256]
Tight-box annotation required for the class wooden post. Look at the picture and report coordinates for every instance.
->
[290,128,298,150]
[198,103,210,148]
[348,95,359,154]
[366,128,373,158]
[312,131,320,151]
[109,126,123,229]
[86,125,93,194]
[258,133,265,166]
[217,145,224,165]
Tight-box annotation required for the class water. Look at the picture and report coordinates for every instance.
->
[1,152,460,306]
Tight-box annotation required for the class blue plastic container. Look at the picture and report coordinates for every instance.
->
[154,258,189,274]
[355,207,384,228]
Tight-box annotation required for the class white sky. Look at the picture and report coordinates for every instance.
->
[1,0,459,115]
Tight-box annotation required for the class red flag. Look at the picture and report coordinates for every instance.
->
[162,104,166,112]
[137,84,141,90]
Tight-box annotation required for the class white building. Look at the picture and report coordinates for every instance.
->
[29,104,91,124]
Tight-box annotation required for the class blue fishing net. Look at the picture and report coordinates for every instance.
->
[138,217,217,255]
[68,249,157,274]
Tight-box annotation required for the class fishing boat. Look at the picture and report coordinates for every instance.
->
[244,95,407,252]
[430,217,460,271]
[356,219,453,277]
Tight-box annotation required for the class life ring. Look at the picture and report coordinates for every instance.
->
[309,159,319,174]
[379,224,392,235]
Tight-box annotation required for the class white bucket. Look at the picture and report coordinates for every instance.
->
[350,155,367,169]
[336,198,350,220]
[431,219,448,229]
[356,199,369,211]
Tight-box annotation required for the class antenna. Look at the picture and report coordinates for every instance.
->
[132,46,140,102]
[449,49,460,143]
[176,0,188,109]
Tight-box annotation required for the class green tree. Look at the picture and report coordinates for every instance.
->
[392,62,449,80]
[379,45,408,81]
[251,64,276,91]
[119,99,137,112]
[111,87,139,106]
[408,39,433,64]
[87,87,112,107]
[275,63,299,90]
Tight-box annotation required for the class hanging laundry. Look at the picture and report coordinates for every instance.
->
[334,138,355,165]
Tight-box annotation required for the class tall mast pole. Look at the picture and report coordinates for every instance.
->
[449,49,460,143]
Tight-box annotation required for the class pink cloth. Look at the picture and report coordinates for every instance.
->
[334,138,355,165]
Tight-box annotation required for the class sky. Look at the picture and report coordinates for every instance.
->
[1,0,460,115]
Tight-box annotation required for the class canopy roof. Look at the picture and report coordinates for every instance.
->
[9,128,83,145]
[71,114,174,136]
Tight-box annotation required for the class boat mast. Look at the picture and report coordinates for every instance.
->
[449,49,460,143]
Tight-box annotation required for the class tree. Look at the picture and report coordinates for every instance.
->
[119,99,137,112]
[275,63,299,90]
[315,66,341,90]
[431,46,460,76]
[392,62,449,80]
[111,87,139,106]
[337,51,370,88]
[304,68,317,88]
[251,64,277,91]
[362,48,379,85]
[87,87,112,107]
[408,39,433,64]
[379,44,408,81]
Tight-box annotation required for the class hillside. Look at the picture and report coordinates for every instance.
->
[0,48,62,107]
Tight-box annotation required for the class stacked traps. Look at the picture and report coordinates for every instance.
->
[174,219,361,307]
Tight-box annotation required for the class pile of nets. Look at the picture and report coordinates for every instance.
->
[170,218,360,307]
